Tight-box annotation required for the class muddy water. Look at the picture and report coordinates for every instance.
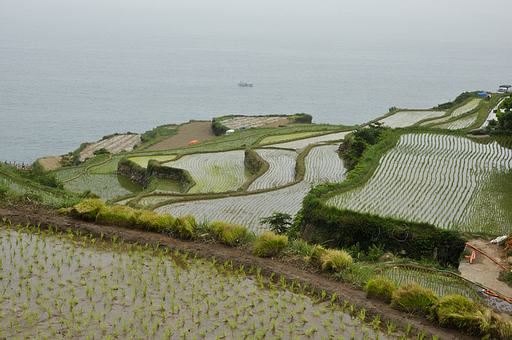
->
[0,224,413,339]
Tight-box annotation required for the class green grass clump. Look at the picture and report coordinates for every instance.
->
[366,277,395,303]
[430,294,512,339]
[252,231,288,258]
[172,215,197,239]
[65,198,106,221]
[136,210,175,233]
[390,282,438,316]
[96,205,135,226]
[210,221,247,246]
[308,245,353,272]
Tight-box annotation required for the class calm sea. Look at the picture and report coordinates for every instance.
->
[1,17,510,164]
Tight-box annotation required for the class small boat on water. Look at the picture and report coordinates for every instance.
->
[238,81,253,87]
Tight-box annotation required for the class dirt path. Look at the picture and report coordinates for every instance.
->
[459,239,512,312]
[0,206,478,340]
[145,121,218,151]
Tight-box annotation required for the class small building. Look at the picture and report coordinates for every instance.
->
[497,85,512,93]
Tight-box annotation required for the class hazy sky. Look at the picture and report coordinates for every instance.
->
[2,0,511,45]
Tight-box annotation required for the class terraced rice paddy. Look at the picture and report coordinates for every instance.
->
[378,266,481,302]
[53,168,85,182]
[79,134,141,161]
[64,174,142,202]
[0,223,409,340]
[247,149,298,191]
[260,132,324,145]
[326,133,512,233]
[421,99,482,128]
[155,145,347,233]
[0,174,67,206]
[435,113,478,130]
[267,131,351,150]
[377,110,445,128]
[163,151,251,194]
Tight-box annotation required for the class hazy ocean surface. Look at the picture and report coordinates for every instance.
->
[1,2,511,164]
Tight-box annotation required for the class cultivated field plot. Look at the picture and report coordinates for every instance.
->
[64,174,141,202]
[377,110,446,128]
[260,131,325,145]
[79,134,141,161]
[0,174,67,206]
[266,131,351,150]
[421,98,482,128]
[326,133,512,233]
[53,167,85,182]
[87,155,126,174]
[155,145,347,233]
[127,155,177,168]
[0,224,409,340]
[378,266,480,302]
[434,113,478,130]
[303,145,347,186]
[163,151,251,194]
[222,116,286,128]
[247,149,298,191]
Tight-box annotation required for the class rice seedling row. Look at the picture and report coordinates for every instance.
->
[79,134,141,161]
[0,224,408,340]
[0,174,67,206]
[155,145,347,233]
[52,167,86,182]
[87,155,126,174]
[420,99,482,127]
[163,150,251,194]
[221,116,284,128]
[377,110,446,128]
[260,131,325,145]
[266,131,351,150]
[379,266,481,302]
[247,149,298,191]
[64,174,141,202]
[326,133,512,232]
[303,144,347,186]
[435,113,478,130]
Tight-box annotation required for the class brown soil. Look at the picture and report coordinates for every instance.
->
[145,118,291,152]
[459,239,512,305]
[38,156,62,171]
[145,121,218,151]
[0,205,478,340]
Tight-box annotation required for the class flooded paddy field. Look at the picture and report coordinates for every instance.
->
[0,222,421,340]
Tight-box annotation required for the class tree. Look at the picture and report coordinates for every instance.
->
[259,212,292,235]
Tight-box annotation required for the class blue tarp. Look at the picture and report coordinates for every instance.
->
[478,92,488,97]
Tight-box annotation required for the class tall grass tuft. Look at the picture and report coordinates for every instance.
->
[390,282,438,316]
[210,221,247,246]
[308,245,353,272]
[171,215,197,239]
[430,294,512,339]
[252,232,288,258]
[365,277,395,303]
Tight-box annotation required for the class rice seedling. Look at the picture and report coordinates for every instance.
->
[0,222,408,339]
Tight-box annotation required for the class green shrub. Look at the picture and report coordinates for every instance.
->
[252,231,288,258]
[210,221,247,246]
[366,277,395,302]
[390,282,438,316]
[503,270,512,284]
[308,245,327,267]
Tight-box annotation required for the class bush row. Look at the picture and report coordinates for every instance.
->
[366,277,512,339]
